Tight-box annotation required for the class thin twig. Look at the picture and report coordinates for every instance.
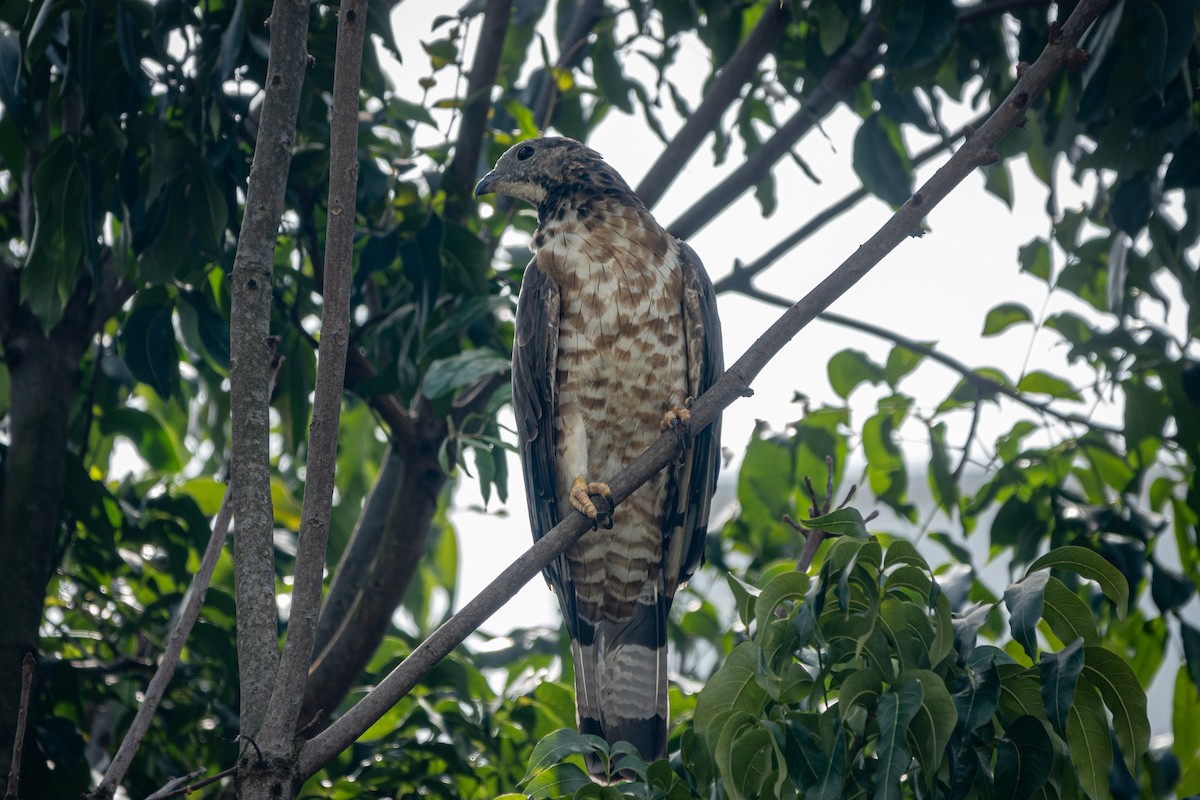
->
[140,768,204,800]
[729,280,1130,438]
[146,766,236,800]
[4,652,35,799]
[257,0,368,753]
[295,0,1110,778]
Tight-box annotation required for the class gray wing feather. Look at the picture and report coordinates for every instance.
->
[663,241,723,598]
[511,260,580,624]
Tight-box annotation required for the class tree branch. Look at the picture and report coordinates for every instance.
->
[733,279,1129,438]
[533,0,606,128]
[667,14,886,239]
[3,652,34,800]
[296,0,1109,777]
[228,0,312,739]
[444,0,513,224]
[635,2,789,209]
[258,0,367,753]
[712,112,991,295]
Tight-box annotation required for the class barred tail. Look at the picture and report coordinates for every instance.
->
[572,582,668,780]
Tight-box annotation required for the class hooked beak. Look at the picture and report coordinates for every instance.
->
[474,170,498,197]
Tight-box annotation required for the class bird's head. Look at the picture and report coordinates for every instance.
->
[474,137,631,210]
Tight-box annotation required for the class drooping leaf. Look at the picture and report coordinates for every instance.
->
[1026,546,1130,618]
[1003,570,1050,660]
[1039,637,1085,736]
[853,114,913,206]
[994,715,1053,800]
[1066,683,1113,800]
[1041,576,1101,647]
[873,682,923,800]
[1081,647,1150,773]
[894,669,956,784]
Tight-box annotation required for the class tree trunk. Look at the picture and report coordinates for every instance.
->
[0,323,79,779]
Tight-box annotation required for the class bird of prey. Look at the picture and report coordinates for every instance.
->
[475,137,722,776]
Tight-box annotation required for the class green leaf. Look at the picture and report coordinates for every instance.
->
[693,643,769,746]
[893,669,956,783]
[1016,370,1081,401]
[1164,131,1200,189]
[1018,238,1052,282]
[809,722,847,800]
[1004,570,1049,660]
[99,408,182,473]
[812,0,850,54]
[837,668,884,715]
[788,507,871,539]
[524,763,593,798]
[1041,576,1100,647]
[121,303,181,401]
[994,715,1053,800]
[754,571,809,634]
[1174,665,1200,795]
[982,303,1033,337]
[853,114,913,206]
[1081,646,1150,773]
[521,728,607,784]
[1026,546,1130,619]
[725,571,761,630]
[421,349,509,400]
[1038,637,1084,736]
[827,348,885,399]
[874,682,922,800]
[883,343,930,386]
[1066,683,1113,800]
[984,161,1014,209]
[953,661,999,735]
[716,714,776,800]
[1110,174,1153,237]
[883,0,956,70]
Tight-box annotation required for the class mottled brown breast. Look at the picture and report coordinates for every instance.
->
[536,196,689,624]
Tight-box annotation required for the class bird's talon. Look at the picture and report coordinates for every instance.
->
[570,477,614,527]
[661,406,692,465]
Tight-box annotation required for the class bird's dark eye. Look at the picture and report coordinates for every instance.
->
[516,145,535,161]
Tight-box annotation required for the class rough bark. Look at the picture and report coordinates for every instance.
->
[228,0,312,751]
[256,0,367,755]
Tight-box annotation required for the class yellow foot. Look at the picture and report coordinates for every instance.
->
[570,476,614,530]
[661,402,693,466]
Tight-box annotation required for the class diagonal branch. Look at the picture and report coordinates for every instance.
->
[635,2,789,209]
[731,280,1128,438]
[712,111,992,295]
[257,0,368,753]
[295,0,1110,777]
[667,14,886,239]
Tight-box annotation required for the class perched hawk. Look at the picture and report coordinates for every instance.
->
[476,137,722,775]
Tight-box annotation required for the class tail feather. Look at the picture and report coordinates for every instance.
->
[573,581,668,780]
